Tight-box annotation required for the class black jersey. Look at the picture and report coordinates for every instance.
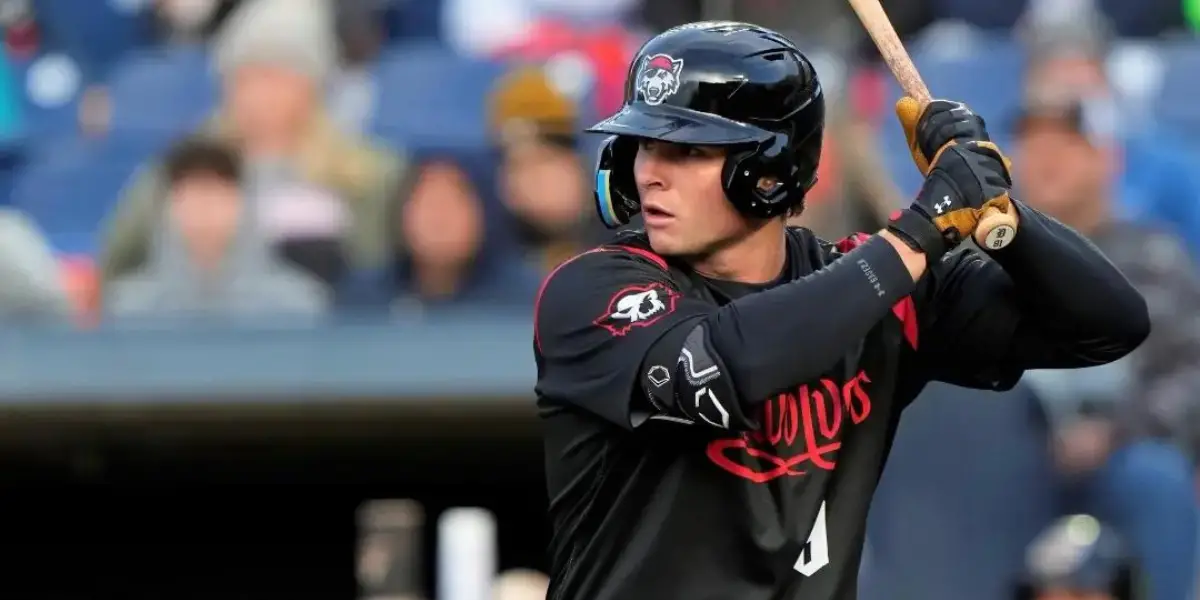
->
[533,225,1106,600]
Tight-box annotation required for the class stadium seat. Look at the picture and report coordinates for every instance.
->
[10,137,150,255]
[385,0,445,42]
[371,42,505,151]
[30,0,152,81]
[11,53,84,143]
[1152,40,1200,144]
[106,45,218,139]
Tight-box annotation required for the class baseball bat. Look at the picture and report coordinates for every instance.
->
[846,0,1018,250]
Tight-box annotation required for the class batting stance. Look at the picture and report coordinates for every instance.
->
[533,22,1149,600]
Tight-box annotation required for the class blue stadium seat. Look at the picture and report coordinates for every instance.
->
[1153,41,1200,144]
[11,54,84,143]
[385,0,445,42]
[106,45,218,139]
[10,137,150,254]
[30,0,152,82]
[928,0,1025,30]
[371,42,505,152]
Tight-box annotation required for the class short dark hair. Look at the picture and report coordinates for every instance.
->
[162,136,242,186]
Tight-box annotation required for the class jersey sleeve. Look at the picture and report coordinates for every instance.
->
[913,248,1027,390]
[534,248,714,429]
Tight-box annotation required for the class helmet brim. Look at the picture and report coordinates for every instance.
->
[586,103,774,146]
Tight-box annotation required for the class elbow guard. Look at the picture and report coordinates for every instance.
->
[640,322,755,430]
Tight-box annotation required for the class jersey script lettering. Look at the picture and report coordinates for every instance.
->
[706,371,873,482]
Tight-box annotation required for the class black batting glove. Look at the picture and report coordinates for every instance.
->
[888,142,1015,263]
[888,98,1016,262]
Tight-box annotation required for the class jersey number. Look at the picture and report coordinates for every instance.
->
[793,501,830,577]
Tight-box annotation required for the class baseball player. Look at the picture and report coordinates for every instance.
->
[533,21,1150,600]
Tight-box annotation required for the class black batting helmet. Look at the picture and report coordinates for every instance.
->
[588,21,825,228]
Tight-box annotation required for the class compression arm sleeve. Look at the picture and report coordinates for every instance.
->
[701,234,914,404]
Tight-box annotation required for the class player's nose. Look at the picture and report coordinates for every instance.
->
[633,145,668,193]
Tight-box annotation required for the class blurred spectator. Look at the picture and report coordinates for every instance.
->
[488,20,637,120]
[786,124,856,239]
[150,0,241,45]
[98,0,407,290]
[104,136,328,317]
[0,206,70,320]
[1019,12,1200,259]
[492,568,550,600]
[327,0,386,135]
[442,0,639,57]
[393,160,539,313]
[1015,515,1143,600]
[488,65,593,273]
[2,0,38,60]
[1012,94,1200,600]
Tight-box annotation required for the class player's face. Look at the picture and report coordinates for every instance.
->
[633,140,750,256]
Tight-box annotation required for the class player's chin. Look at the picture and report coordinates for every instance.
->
[646,230,695,257]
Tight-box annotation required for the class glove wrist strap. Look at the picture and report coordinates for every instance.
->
[887,208,948,264]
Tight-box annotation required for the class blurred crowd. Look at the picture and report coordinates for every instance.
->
[1,0,1200,599]
[0,0,1198,324]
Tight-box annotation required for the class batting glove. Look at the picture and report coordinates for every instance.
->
[887,98,1016,262]
[895,98,998,174]
[887,142,1015,262]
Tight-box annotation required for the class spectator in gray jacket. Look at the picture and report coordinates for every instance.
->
[0,208,70,320]
[1012,93,1199,600]
[104,136,329,318]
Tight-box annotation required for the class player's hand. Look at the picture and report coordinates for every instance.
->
[895,97,1003,175]
[917,140,1013,239]
[886,138,1014,261]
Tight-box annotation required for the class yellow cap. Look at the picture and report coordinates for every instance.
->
[488,65,577,145]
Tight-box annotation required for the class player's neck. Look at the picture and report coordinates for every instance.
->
[690,222,787,284]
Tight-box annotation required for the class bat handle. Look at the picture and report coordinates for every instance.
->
[845,0,1019,250]
[975,205,1017,250]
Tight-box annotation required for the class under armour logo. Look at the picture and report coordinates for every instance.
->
[934,196,952,214]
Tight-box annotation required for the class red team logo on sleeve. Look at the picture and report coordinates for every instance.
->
[594,283,680,336]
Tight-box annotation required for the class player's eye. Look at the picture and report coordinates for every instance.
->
[638,139,683,160]
[638,139,658,152]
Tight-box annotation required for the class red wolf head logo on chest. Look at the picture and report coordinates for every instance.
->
[707,371,873,483]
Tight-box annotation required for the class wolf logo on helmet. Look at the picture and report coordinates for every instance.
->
[637,54,684,106]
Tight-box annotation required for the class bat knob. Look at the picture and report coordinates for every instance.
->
[975,207,1018,250]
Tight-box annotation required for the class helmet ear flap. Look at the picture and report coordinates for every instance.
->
[722,134,807,219]
[594,136,641,228]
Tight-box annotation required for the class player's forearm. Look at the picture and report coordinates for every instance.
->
[706,234,919,402]
[989,201,1149,360]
